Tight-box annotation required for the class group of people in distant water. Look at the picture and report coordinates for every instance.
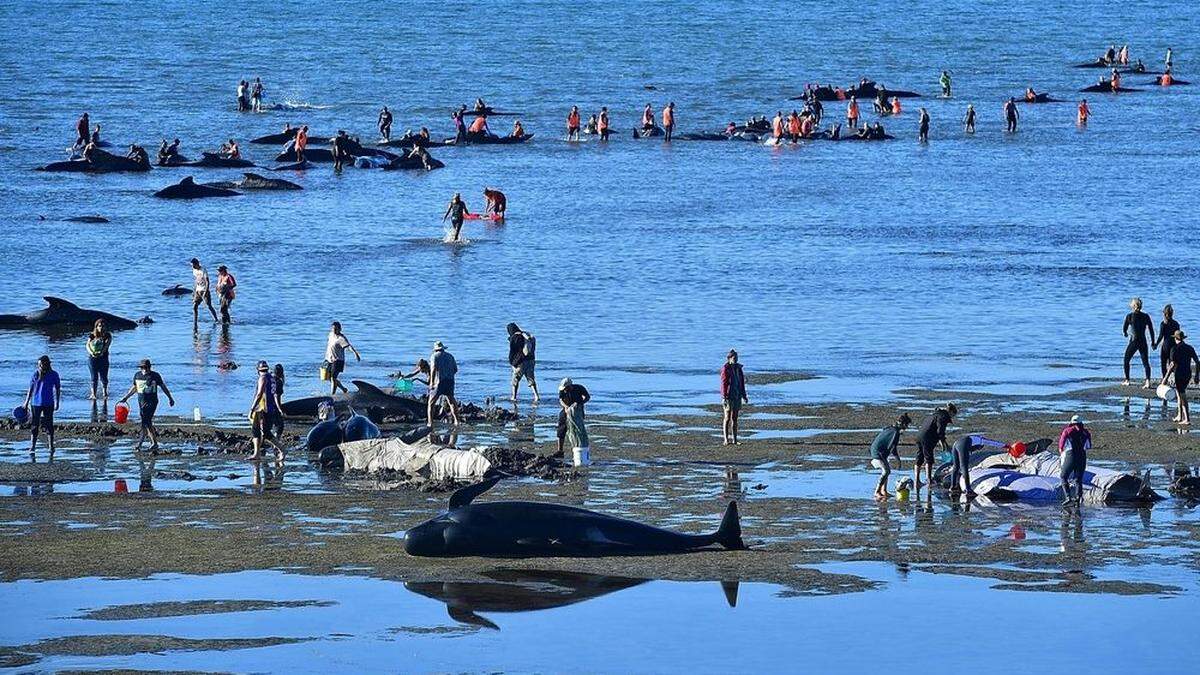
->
[236,77,266,112]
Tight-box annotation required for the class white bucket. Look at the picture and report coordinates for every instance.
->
[1157,383,1177,401]
[193,406,202,421]
[572,446,591,467]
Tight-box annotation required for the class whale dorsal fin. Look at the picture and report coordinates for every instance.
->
[351,380,388,397]
[447,605,499,630]
[449,476,501,510]
[43,297,80,310]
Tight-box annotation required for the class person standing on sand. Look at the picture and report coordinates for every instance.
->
[216,265,236,324]
[191,258,218,322]
[442,192,470,242]
[869,413,910,499]
[118,359,174,453]
[1057,415,1091,506]
[428,341,461,427]
[914,404,956,489]
[86,319,112,399]
[1163,330,1199,425]
[325,321,361,395]
[662,102,675,141]
[556,378,591,455]
[248,361,285,461]
[720,350,748,446]
[1153,304,1181,379]
[24,356,61,461]
[507,323,540,403]
[1122,296,1155,388]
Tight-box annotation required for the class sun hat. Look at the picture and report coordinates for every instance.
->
[559,378,572,391]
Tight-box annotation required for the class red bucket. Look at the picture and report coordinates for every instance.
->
[114,403,130,424]
[114,479,128,494]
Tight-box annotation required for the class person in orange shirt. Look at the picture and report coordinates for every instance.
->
[787,111,801,142]
[799,114,814,139]
[891,97,902,115]
[469,114,490,135]
[295,125,308,162]
[1160,69,1174,86]
[1077,99,1090,125]
[847,96,860,129]
[771,111,784,142]
[1110,69,1122,91]
[598,106,610,141]
[662,102,675,141]
[567,105,581,141]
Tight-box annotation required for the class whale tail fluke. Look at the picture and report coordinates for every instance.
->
[715,501,746,550]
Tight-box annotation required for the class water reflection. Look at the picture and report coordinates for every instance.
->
[405,569,652,630]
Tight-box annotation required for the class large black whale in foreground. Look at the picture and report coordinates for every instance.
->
[404,477,746,557]
[0,297,138,331]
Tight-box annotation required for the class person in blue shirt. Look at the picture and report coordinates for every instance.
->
[869,413,911,498]
[23,355,62,460]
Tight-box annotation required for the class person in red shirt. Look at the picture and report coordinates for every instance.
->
[295,125,309,162]
[567,105,581,141]
[720,349,749,445]
[1077,99,1090,125]
[847,97,860,129]
[483,188,506,218]
[598,107,610,141]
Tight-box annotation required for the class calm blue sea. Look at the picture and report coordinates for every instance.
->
[1,0,1198,420]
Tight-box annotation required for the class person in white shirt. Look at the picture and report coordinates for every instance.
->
[190,258,218,322]
[324,321,361,395]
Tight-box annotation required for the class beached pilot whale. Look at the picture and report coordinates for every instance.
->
[154,176,241,199]
[162,284,191,296]
[405,570,651,630]
[0,297,138,331]
[404,477,746,557]
[205,172,302,190]
[38,148,151,173]
[177,152,256,169]
[281,380,425,422]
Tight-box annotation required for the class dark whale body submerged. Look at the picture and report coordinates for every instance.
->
[404,477,746,557]
[0,297,138,331]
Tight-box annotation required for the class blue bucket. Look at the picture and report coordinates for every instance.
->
[12,407,29,424]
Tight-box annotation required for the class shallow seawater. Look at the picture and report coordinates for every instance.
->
[1,565,1195,674]
[2,1,1199,424]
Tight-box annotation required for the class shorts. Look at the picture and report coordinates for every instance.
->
[723,397,742,414]
[253,411,275,441]
[511,360,536,386]
[192,288,211,304]
[30,405,54,433]
[914,439,935,466]
[871,458,892,474]
[329,359,346,378]
[432,378,455,401]
[139,395,159,428]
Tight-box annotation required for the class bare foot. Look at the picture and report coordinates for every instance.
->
[1143,381,1152,389]
[1122,380,1131,386]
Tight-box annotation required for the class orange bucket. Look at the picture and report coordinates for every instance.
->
[114,403,130,424]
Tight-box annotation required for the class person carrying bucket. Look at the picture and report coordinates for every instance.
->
[23,355,61,461]
[118,359,175,453]
[559,378,591,465]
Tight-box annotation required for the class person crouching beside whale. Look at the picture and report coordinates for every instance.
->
[869,413,910,499]
[118,359,174,453]
[429,341,461,427]
[1058,415,1091,507]
[23,356,61,461]
[949,434,1007,498]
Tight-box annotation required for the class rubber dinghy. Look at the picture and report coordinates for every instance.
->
[936,441,1161,504]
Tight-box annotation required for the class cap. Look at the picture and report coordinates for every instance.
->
[1176,330,1187,341]
[559,377,572,391]
[257,360,269,371]
[1070,414,1082,424]
[139,358,151,367]
[433,341,445,351]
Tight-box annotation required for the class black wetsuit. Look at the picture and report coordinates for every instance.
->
[915,409,951,466]
[918,111,930,141]
[1158,318,1180,377]
[1060,426,1090,502]
[1123,310,1155,381]
[1172,342,1197,394]
[1004,101,1019,132]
